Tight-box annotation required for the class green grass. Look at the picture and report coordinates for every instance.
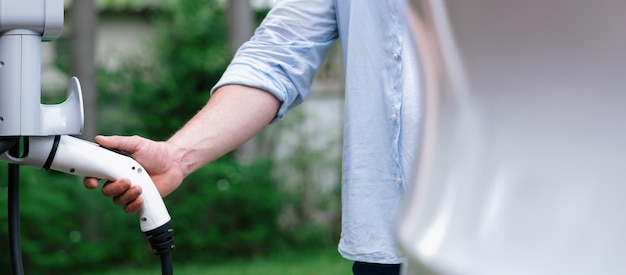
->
[84,247,352,275]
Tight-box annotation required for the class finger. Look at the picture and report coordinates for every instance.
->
[83,177,101,189]
[101,178,132,198]
[112,185,142,206]
[124,196,144,214]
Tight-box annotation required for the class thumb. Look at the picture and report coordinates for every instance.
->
[94,135,144,155]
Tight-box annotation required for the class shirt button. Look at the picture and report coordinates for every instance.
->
[390,114,397,121]
[396,178,402,184]
[392,53,399,60]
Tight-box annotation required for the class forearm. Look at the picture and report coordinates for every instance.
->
[167,84,280,177]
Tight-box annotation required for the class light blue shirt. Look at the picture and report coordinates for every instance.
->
[212,0,419,264]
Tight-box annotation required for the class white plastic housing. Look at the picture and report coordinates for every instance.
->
[398,1,626,275]
[0,0,63,40]
[50,136,171,232]
[0,0,83,136]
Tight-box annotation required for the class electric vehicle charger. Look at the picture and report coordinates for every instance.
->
[1,136,175,275]
[1,1,175,273]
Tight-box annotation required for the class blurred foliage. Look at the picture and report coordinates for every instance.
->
[82,247,351,275]
[270,110,343,249]
[1,0,341,273]
[95,0,175,12]
[98,0,230,139]
[0,166,143,273]
[169,156,284,261]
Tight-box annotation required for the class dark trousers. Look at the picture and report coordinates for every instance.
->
[353,261,402,275]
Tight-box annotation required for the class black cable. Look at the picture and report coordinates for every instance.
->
[8,143,25,275]
[0,137,19,154]
[160,252,173,275]
[145,221,175,275]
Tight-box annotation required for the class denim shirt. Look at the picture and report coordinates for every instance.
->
[212,0,418,264]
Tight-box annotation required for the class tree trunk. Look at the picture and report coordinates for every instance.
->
[228,0,254,55]
[70,0,99,243]
[71,0,98,141]
[228,0,260,161]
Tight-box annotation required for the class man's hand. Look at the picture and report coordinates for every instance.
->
[83,135,185,213]
[84,85,281,213]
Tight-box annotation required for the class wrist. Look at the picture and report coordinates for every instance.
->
[165,139,190,178]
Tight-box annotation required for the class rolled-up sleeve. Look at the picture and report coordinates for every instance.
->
[211,0,339,122]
